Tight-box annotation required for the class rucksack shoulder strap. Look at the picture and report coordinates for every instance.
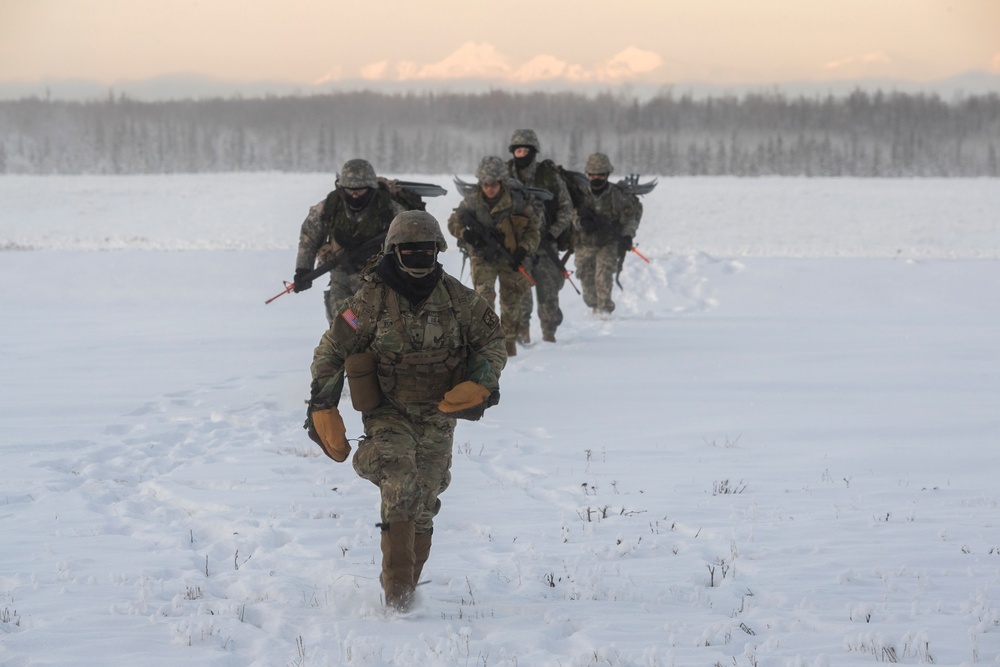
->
[442,275,472,346]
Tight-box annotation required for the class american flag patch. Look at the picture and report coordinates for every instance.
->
[341,308,360,330]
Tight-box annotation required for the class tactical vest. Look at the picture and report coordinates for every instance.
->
[509,158,563,227]
[320,186,398,250]
[357,276,473,406]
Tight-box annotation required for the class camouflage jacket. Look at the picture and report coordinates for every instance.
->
[506,158,573,241]
[296,188,405,272]
[572,184,641,248]
[446,182,542,261]
[310,270,506,419]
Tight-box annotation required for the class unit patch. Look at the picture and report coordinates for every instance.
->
[482,309,500,330]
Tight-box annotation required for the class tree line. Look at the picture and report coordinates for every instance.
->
[1,88,997,177]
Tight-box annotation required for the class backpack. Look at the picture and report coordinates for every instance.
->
[555,165,591,209]
[378,177,427,212]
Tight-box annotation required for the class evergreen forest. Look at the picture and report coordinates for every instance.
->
[1,89,998,177]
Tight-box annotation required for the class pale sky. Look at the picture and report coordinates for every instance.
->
[2,0,999,90]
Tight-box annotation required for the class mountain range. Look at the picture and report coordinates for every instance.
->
[4,40,998,102]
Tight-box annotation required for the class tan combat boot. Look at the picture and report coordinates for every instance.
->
[413,530,433,586]
[505,340,517,356]
[380,521,416,611]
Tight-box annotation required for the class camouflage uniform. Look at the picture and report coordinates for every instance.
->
[573,153,641,314]
[310,270,505,531]
[309,211,506,610]
[295,159,406,323]
[506,129,574,343]
[447,156,542,355]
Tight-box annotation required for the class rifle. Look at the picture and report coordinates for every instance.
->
[577,206,618,243]
[265,234,385,304]
[538,241,580,295]
[457,211,535,285]
[614,238,651,290]
[629,246,650,263]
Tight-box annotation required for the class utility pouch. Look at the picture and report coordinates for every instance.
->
[345,352,382,412]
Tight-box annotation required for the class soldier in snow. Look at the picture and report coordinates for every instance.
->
[506,129,574,344]
[306,210,506,611]
[447,155,542,357]
[292,158,410,323]
[572,153,642,316]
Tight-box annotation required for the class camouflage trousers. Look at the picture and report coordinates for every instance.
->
[518,247,566,337]
[323,267,365,324]
[469,257,531,344]
[574,243,619,313]
[352,403,455,533]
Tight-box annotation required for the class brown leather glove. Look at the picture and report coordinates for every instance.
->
[437,381,491,421]
[308,407,351,462]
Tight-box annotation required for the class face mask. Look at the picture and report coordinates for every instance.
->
[513,148,536,170]
[345,187,374,211]
[394,241,438,277]
[589,177,608,192]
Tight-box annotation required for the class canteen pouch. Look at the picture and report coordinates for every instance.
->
[345,352,382,412]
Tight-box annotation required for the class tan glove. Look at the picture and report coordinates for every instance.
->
[308,407,352,462]
[437,381,491,421]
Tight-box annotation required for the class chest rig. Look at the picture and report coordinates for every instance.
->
[367,278,472,405]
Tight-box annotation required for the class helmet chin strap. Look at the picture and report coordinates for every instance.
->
[394,247,437,278]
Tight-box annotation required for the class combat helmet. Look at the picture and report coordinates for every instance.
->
[476,155,507,184]
[338,158,379,189]
[383,210,448,278]
[383,210,449,255]
[585,153,614,175]
[508,128,541,153]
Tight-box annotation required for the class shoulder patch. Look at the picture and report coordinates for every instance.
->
[341,308,360,330]
[482,309,500,331]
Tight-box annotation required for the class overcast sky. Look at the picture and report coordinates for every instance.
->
[2,0,999,90]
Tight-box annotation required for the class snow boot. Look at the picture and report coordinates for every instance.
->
[413,529,433,586]
[380,521,416,611]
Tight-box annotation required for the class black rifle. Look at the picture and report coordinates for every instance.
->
[266,234,385,304]
[577,206,619,243]
[538,241,580,295]
[456,211,535,285]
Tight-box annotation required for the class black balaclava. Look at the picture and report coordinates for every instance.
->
[513,147,537,171]
[345,187,375,211]
[589,175,609,193]
[376,243,442,306]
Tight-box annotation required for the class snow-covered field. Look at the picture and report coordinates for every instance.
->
[1,174,999,666]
